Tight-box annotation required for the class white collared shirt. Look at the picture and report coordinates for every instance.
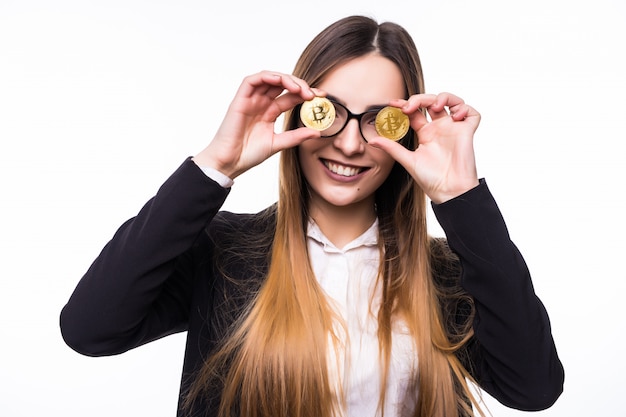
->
[307,219,418,417]
[197,164,418,415]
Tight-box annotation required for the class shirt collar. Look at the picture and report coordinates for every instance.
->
[306,217,379,253]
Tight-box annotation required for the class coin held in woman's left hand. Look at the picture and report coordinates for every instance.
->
[375,106,409,141]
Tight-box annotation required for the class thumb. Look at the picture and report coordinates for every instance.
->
[274,127,321,152]
[368,137,414,169]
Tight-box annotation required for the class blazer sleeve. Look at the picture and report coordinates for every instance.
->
[60,158,230,356]
[432,179,564,411]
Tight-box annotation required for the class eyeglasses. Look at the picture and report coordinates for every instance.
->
[306,100,410,143]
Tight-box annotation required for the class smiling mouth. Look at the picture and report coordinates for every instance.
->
[322,159,368,177]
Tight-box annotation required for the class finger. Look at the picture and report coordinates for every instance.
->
[450,102,481,122]
[273,127,321,152]
[429,92,464,113]
[269,73,316,99]
[310,87,327,97]
[426,104,448,121]
[388,97,429,130]
[268,86,330,121]
[366,136,415,170]
[244,72,316,100]
[428,93,480,123]
[400,94,438,113]
[450,104,469,121]
[265,91,307,120]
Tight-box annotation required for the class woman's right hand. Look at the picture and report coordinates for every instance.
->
[193,71,322,180]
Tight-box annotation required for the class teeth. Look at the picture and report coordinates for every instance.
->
[325,161,361,177]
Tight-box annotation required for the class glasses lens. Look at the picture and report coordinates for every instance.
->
[317,102,410,143]
[360,111,380,142]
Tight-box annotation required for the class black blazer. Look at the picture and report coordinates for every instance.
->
[60,158,564,416]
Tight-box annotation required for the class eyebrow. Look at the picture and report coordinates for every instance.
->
[326,94,387,112]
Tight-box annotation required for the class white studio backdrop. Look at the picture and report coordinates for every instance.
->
[1,0,624,415]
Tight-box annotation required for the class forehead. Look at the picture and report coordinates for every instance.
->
[317,54,405,112]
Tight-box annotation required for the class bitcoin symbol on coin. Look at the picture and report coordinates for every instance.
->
[300,97,335,131]
[311,105,326,123]
[375,107,409,141]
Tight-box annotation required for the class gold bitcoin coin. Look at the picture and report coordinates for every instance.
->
[375,106,410,141]
[300,97,335,131]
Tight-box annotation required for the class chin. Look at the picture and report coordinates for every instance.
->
[321,192,369,208]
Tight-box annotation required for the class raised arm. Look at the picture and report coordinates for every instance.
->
[60,159,229,356]
[370,92,564,409]
[432,181,564,410]
[61,71,321,356]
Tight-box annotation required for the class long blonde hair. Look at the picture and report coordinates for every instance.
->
[185,15,481,417]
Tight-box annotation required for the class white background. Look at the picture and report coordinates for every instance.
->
[1,0,625,415]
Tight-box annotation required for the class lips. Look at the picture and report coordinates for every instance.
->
[322,159,367,177]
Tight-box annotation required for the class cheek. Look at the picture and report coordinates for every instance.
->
[370,157,397,192]
[374,152,396,178]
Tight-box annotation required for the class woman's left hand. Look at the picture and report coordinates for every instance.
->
[368,92,480,204]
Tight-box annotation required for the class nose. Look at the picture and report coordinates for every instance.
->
[332,119,365,156]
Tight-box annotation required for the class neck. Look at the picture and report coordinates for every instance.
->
[307,194,377,249]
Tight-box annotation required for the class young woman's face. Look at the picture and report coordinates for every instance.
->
[298,54,405,210]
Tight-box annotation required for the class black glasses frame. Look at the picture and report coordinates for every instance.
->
[320,100,383,143]
[294,99,413,145]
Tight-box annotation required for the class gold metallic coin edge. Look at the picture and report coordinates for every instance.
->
[300,97,335,131]
[375,106,409,141]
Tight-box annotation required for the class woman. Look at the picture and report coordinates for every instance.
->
[60,15,564,417]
